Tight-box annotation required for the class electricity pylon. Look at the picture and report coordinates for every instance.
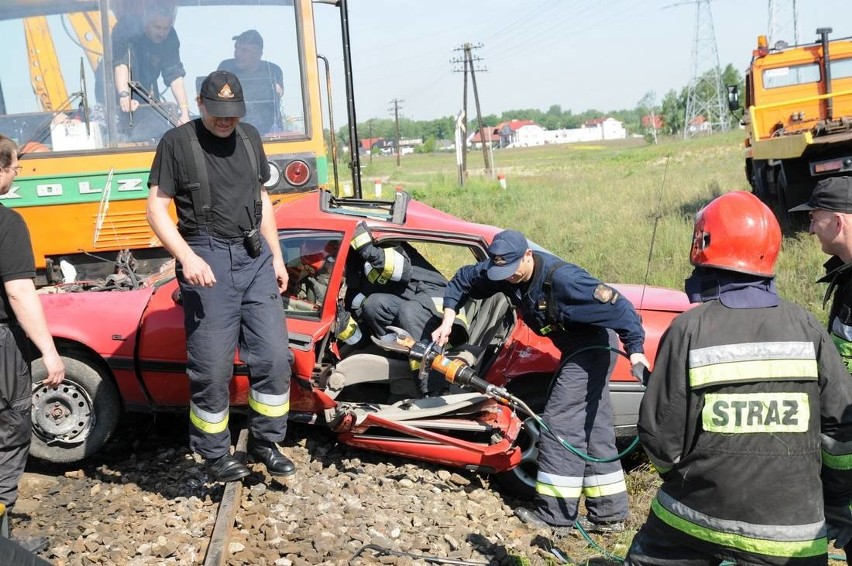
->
[682,0,729,138]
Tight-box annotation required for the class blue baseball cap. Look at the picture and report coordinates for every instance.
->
[486,230,528,281]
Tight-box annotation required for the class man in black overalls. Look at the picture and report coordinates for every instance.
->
[0,134,65,557]
[147,71,294,482]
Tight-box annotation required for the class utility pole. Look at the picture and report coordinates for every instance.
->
[452,43,490,183]
[467,44,492,177]
[680,0,729,138]
[768,0,799,47]
[389,98,403,168]
[368,119,373,164]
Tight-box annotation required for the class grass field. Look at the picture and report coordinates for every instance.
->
[357,131,829,322]
[351,132,844,564]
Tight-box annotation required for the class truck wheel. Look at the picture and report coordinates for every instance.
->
[29,356,121,464]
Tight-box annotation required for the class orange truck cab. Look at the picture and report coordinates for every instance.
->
[731,28,852,229]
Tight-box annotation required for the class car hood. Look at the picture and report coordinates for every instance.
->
[40,285,157,357]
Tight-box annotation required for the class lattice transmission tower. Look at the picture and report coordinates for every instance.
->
[683,0,729,138]
[768,0,799,47]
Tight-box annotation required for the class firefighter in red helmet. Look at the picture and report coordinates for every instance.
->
[625,191,852,566]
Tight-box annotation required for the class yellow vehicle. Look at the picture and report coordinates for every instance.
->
[729,28,852,228]
[0,0,334,283]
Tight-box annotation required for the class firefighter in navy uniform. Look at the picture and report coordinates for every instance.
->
[432,229,650,533]
[625,191,852,566]
[147,70,294,483]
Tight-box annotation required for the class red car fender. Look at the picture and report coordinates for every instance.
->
[41,285,157,407]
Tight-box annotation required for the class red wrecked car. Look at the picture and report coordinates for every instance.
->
[32,190,690,497]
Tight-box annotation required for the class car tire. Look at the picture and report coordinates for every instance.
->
[492,415,540,500]
[29,356,121,464]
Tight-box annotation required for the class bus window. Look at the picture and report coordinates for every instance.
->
[0,1,328,284]
[0,1,308,152]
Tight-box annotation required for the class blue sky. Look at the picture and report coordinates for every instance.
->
[312,0,852,123]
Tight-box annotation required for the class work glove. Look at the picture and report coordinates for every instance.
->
[825,503,852,549]
[350,221,374,255]
[335,310,363,346]
[629,352,651,386]
[631,363,651,386]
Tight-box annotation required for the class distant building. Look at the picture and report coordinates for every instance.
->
[466,117,628,149]
[642,115,664,129]
[687,115,712,134]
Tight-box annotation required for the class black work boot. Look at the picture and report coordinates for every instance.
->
[247,437,296,477]
[16,536,49,554]
[205,453,250,483]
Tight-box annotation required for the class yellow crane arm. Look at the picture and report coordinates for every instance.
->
[66,11,116,73]
[24,16,69,112]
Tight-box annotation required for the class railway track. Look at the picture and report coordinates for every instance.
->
[203,428,248,566]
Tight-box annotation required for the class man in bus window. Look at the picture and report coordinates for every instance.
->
[218,30,284,135]
[113,0,190,126]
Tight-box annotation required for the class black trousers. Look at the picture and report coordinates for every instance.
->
[0,325,32,509]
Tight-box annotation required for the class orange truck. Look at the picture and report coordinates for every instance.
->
[730,28,852,228]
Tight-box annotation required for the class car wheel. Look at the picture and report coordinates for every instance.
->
[492,415,540,500]
[29,356,121,464]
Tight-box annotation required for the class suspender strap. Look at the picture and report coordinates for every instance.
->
[543,260,567,327]
[180,122,213,227]
[236,123,262,229]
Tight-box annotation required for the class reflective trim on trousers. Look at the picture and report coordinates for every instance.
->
[652,491,827,558]
[190,402,229,434]
[582,469,627,499]
[248,389,290,418]
[536,471,582,499]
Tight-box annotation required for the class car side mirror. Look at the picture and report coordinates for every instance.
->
[726,84,740,112]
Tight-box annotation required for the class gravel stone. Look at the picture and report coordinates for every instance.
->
[13,416,607,565]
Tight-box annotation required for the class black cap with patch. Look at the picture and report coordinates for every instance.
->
[788,176,852,213]
[199,70,246,118]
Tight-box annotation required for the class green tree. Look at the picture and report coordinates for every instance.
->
[660,88,686,136]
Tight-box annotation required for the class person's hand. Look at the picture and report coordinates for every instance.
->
[41,351,65,387]
[629,352,650,370]
[119,96,139,113]
[431,321,454,346]
[826,504,852,548]
[629,352,651,385]
[180,251,216,287]
[273,257,289,294]
[351,222,374,255]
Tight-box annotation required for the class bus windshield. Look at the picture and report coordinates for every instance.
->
[0,0,308,152]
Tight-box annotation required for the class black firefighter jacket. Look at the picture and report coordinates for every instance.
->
[639,298,852,561]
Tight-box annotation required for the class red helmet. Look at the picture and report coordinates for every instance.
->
[690,191,780,277]
[300,240,335,275]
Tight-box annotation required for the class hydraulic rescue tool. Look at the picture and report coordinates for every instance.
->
[374,326,650,452]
